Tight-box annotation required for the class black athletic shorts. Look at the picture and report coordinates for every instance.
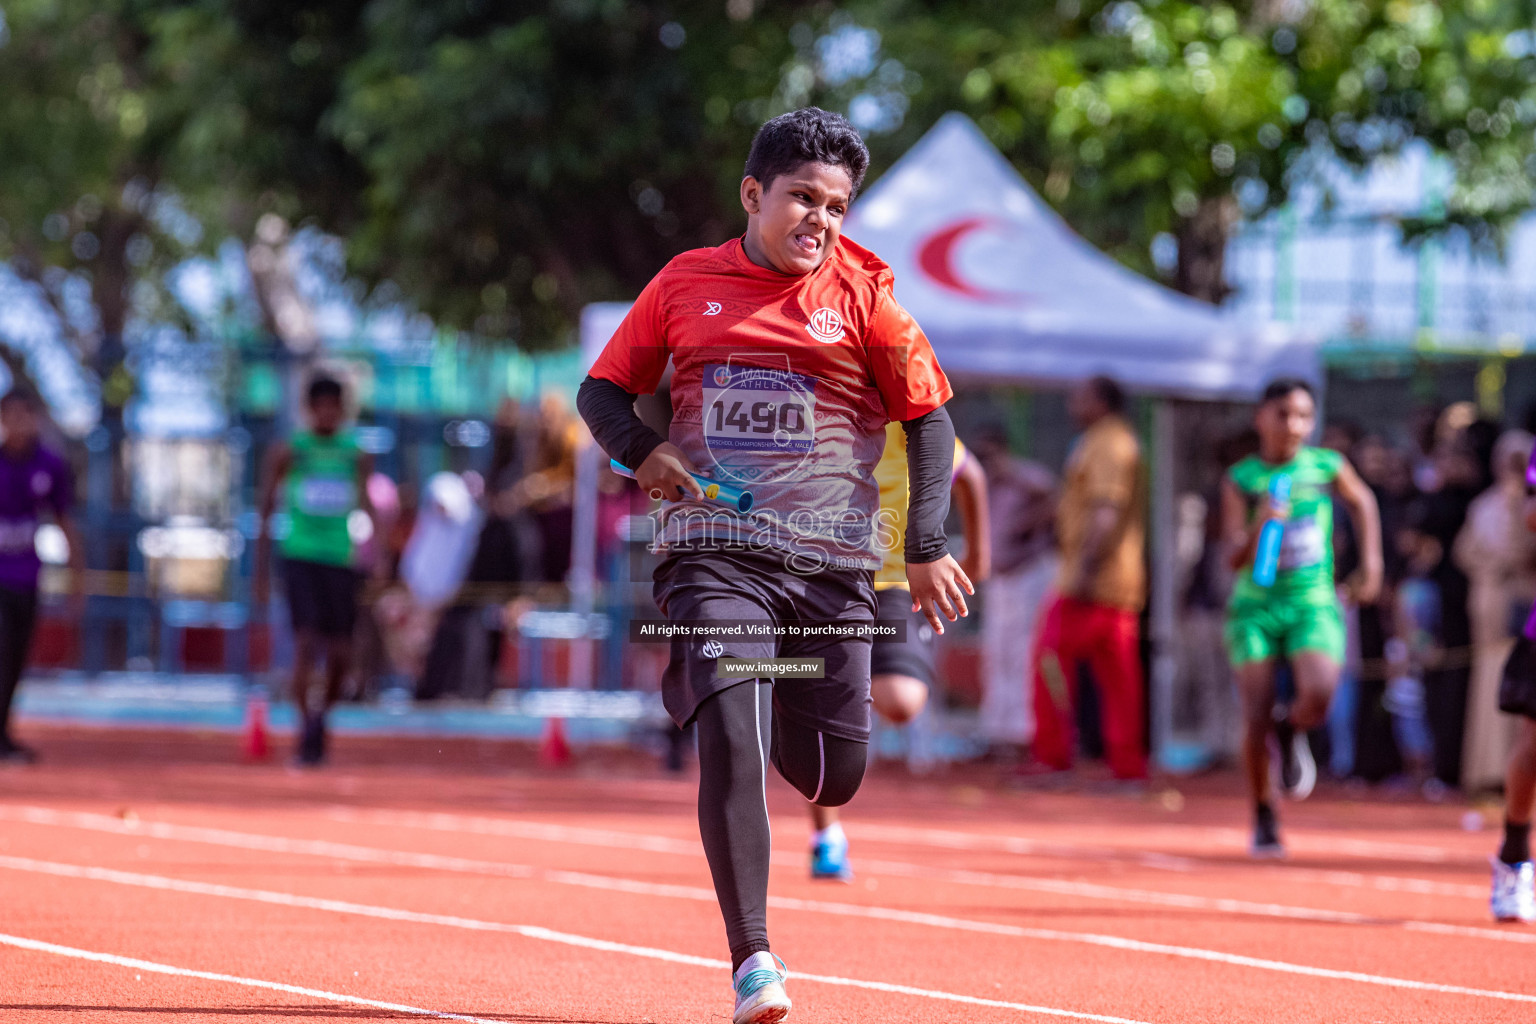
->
[871,586,938,688]
[1499,635,1536,720]
[653,547,877,742]
[283,558,360,639]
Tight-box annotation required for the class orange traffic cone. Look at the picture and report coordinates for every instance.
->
[538,716,572,767]
[243,693,271,762]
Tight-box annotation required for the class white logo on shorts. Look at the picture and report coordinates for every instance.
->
[805,307,845,344]
[704,301,722,316]
[701,640,724,659]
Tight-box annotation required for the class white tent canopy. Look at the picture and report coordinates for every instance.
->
[842,112,1315,399]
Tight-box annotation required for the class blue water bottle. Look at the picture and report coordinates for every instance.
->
[1252,474,1291,587]
[608,459,754,514]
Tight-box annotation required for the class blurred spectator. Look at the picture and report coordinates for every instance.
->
[1029,376,1147,780]
[488,398,530,491]
[971,424,1057,759]
[0,389,81,764]
[1412,409,1493,789]
[394,472,485,698]
[354,473,400,579]
[1458,430,1536,793]
[475,400,540,594]
[348,472,401,700]
[1385,512,1441,787]
[497,392,579,583]
[1322,420,1364,461]
[1353,436,1417,581]
[1349,434,1417,782]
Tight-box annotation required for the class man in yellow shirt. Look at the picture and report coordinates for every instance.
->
[1029,376,1147,780]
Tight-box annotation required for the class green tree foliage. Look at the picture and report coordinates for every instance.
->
[871,0,1536,300]
[152,1,371,248]
[10,0,1532,359]
[153,0,819,345]
[209,0,1536,319]
[0,0,199,411]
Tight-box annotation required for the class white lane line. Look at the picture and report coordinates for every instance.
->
[396,773,1474,865]
[0,857,1155,1024]
[0,806,1363,929]
[327,806,1488,901]
[327,805,1197,869]
[1273,866,1484,901]
[6,803,1519,952]
[5,804,1529,957]
[327,806,1495,924]
[0,930,512,1024]
[852,821,1473,866]
[5,837,1536,1009]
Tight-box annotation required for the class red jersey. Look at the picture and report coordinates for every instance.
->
[590,235,951,571]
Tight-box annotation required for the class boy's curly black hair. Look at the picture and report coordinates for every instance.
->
[1261,377,1315,404]
[306,375,345,405]
[743,107,870,197]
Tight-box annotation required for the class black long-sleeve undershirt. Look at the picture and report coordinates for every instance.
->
[576,375,667,476]
[901,404,954,565]
[576,374,952,564]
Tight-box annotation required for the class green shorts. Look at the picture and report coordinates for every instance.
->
[1225,599,1345,666]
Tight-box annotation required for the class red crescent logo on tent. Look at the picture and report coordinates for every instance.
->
[916,216,1032,304]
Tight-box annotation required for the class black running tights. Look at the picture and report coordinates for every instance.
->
[694,679,867,971]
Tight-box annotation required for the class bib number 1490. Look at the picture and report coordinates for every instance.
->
[710,399,806,436]
[702,363,815,454]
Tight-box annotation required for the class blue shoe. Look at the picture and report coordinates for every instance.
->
[810,826,853,882]
[733,952,790,1024]
[1491,857,1535,923]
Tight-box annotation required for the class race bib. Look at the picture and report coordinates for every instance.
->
[1277,514,1325,571]
[297,477,354,516]
[702,363,816,456]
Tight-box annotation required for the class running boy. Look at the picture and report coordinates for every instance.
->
[578,108,966,1023]
[1222,378,1382,857]
[256,375,374,767]
[809,422,988,881]
[1490,442,1536,923]
[0,389,82,763]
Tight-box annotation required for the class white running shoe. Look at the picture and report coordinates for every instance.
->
[1490,857,1536,923]
[1274,722,1316,801]
[733,952,791,1024]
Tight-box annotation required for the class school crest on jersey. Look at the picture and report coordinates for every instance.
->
[805,307,845,344]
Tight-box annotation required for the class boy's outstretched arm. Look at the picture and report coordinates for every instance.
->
[1333,460,1383,605]
[1221,476,1275,573]
[950,451,991,584]
[902,405,972,634]
[253,442,292,607]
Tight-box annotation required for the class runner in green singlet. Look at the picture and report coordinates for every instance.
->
[1221,379,1382,857]
[256,375,375,767]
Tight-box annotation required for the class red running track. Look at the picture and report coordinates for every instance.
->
[0,725,1531,1023]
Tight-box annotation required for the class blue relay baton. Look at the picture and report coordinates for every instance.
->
[1251,473,1292,588]
[609,459,754,514]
